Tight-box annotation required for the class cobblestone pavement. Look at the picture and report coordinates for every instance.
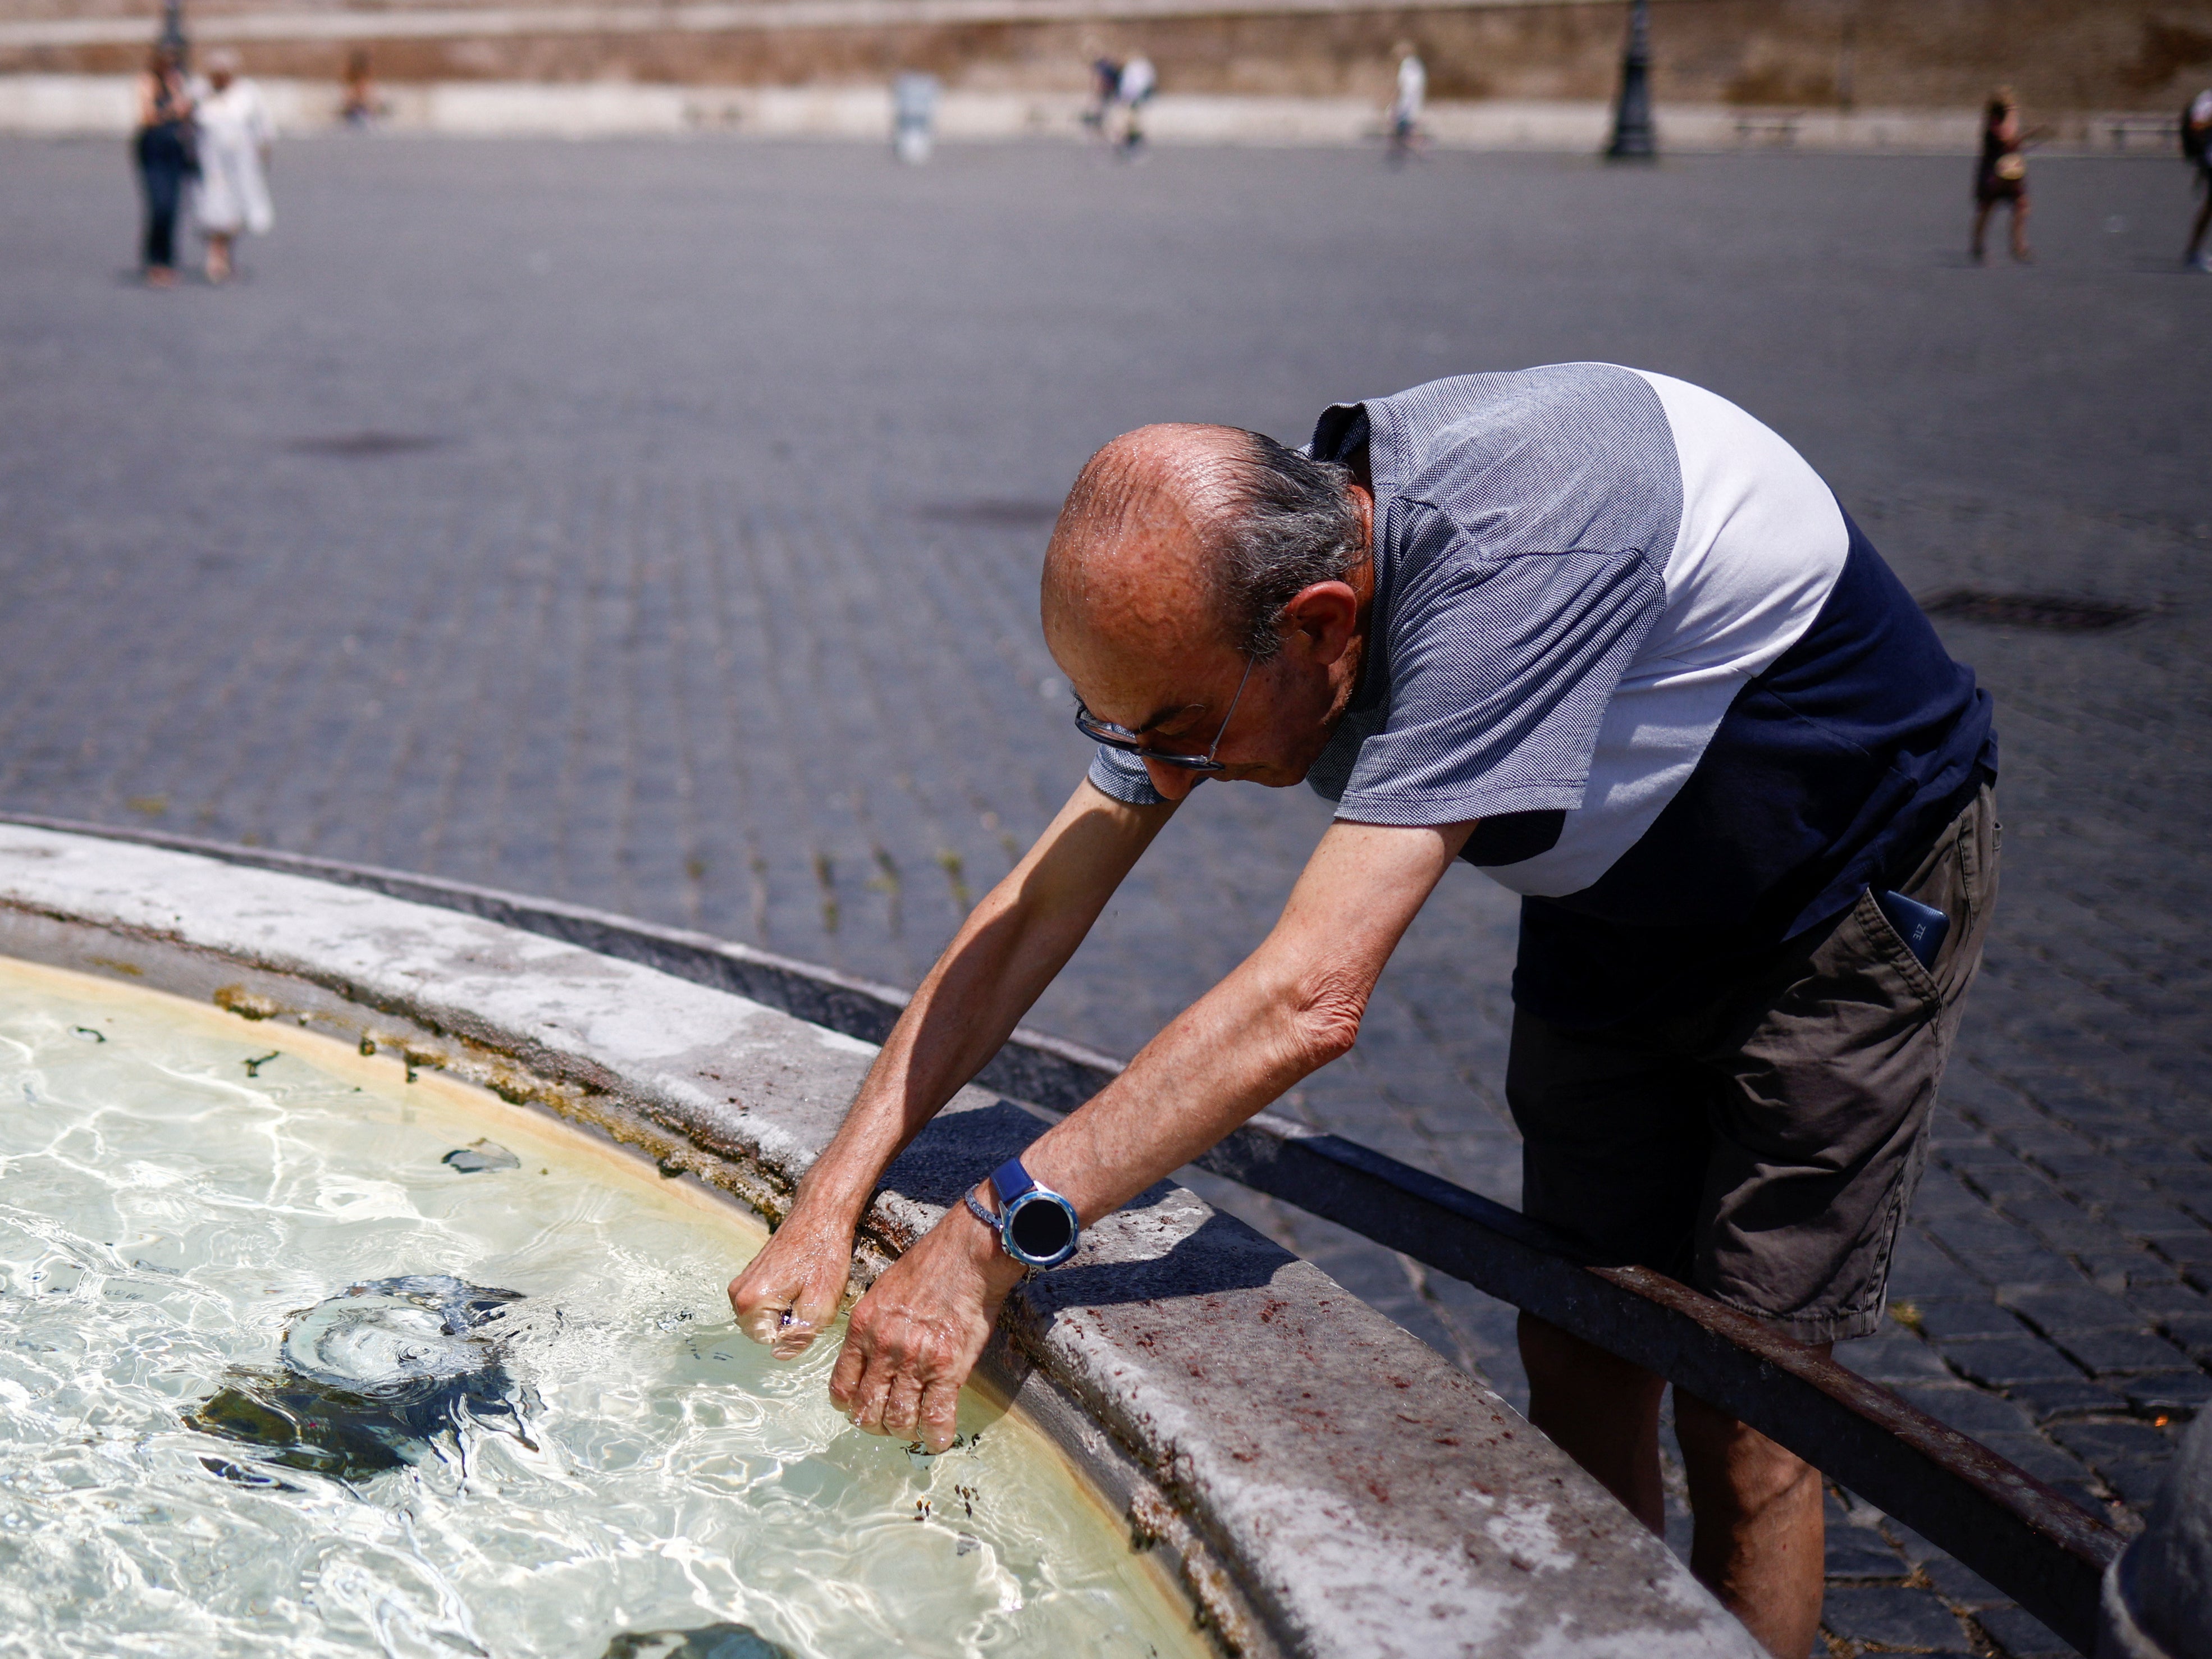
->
[6,134,2209,1655]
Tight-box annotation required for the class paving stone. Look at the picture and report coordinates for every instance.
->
[2156,1310,2212,1357]
[2127,1285,2212,1322]
[2099,1459,2177,1509]
[1902,1297,2023,1342]
[1992,1192,2089,1232]
[1997,1284,2146,1335]
[1916,1554,2008,1610]
[1975,1604,2074,1658]
[1839,1333,1957,1384]
[1892,1386,2036,1438]
[1820,1584,1968,1651]
[2078,1255,2182,1292]
[2051,1328,2191,1375]
[1937,1336,2083,1388]
[1972,1432,2097,1491]
[2006,1379,2134,1421]
[2122,1371,2212,1415]
[2049,1420,2181,1465]
[1823,1514,1911,1581]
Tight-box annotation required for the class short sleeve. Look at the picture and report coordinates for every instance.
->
[1086,744,1169,807]
[1332,501,1666,826]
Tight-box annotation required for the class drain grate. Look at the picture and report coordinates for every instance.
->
[285,432,446,458]
[1919,588,2149,632]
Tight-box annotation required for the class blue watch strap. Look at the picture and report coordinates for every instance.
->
[990,1157,1039,1205]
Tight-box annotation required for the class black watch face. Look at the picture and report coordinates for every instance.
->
[1007,1196,1076,1262]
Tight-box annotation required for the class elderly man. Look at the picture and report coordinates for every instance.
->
[730,364,1997,1658]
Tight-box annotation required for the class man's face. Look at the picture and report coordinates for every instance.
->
[1045,564,1364,804]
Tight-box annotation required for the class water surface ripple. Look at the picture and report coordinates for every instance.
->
[0,961,1195,1659]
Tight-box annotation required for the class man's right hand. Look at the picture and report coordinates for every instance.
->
[728,1201,860,1360]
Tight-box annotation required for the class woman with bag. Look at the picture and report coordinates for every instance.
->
[131,47,195,287]
[1971,88,2031,264]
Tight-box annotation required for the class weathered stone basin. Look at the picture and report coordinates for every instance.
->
[0,821,1764,1658]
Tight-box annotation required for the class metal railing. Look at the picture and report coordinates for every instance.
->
[0,813,2126,1653]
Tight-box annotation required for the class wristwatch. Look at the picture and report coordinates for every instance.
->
[963,1156,1081,1268]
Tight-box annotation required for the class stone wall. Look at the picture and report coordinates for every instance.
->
[10,0,2212,112]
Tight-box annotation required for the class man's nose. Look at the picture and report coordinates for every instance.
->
[1142,759,1203,801]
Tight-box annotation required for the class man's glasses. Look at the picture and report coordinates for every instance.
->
[1072,657,1255,774]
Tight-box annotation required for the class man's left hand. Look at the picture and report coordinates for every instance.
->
[830,1203,1026,1453]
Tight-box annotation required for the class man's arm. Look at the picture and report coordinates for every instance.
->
[728,778,1176,1355]
[828,814,1475,1450]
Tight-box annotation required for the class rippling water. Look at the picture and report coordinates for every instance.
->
[0,959,1200,1659]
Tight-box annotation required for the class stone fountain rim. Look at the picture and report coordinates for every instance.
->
[0,819,1762,1659]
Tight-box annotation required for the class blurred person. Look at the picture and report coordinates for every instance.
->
[1388,42,1426,162]
[1116,56,1155,154]
[1083,56,1121,139]
[131,47,195,287]
[1970,88,2031,264]
[892,72,939,164]
[2183,88,2212,273]
[340,49,382,128]
[191,49,275,285]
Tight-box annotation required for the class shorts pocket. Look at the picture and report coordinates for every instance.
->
[1854,885,1944,1014]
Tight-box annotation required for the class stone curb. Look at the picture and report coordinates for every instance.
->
[0,823,1762,1658]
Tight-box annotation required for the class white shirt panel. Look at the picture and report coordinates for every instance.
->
[1478,372,1849,895]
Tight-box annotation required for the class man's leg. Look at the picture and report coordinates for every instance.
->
[1507,1011,1706,1539]
[1518,1311,1666,1531]
[1678,783,1996,1656]
[2186,186,2211,265]
[1676,1370,1830,1659]
[1970,201,1992,259]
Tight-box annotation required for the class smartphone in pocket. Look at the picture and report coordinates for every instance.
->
[1875,888,1950,970]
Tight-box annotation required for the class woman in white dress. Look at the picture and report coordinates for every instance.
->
[191,49,273,284]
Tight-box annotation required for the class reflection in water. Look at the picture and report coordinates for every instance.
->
[0,961,1200,1659]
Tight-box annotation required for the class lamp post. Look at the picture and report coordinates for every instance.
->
[1604,0,1655,161]
[158,0,188,62]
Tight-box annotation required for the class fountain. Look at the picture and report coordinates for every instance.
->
[0,820,1765,1657]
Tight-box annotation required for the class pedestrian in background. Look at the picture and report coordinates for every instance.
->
[1083,55,1121,141]
[892,72,939,164]
[1388,42,1426,163]
[2182,88,2212,273]
[1116,56,1155,154]
[340,49,382,128]
[191,49,274,285]
[131,46,195,287]
[1970,88,2031,264]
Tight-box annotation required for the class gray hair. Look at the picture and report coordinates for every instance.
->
[1212,432,1364,661]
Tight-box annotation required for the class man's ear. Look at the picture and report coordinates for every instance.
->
[1279,582,1361,669]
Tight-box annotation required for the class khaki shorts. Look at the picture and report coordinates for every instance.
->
[1506,783,1999,1345]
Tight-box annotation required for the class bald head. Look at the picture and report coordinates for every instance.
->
[1042,423,1364,679]
[1041,424,1251,668]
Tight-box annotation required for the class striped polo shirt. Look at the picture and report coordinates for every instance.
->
[1087,364,1997,1026]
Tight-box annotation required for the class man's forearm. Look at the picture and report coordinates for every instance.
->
[1011,942,1338,1222]
[789,782,1172,1226]
[1003,816,1475,1226]
[791,886,1087,1218]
